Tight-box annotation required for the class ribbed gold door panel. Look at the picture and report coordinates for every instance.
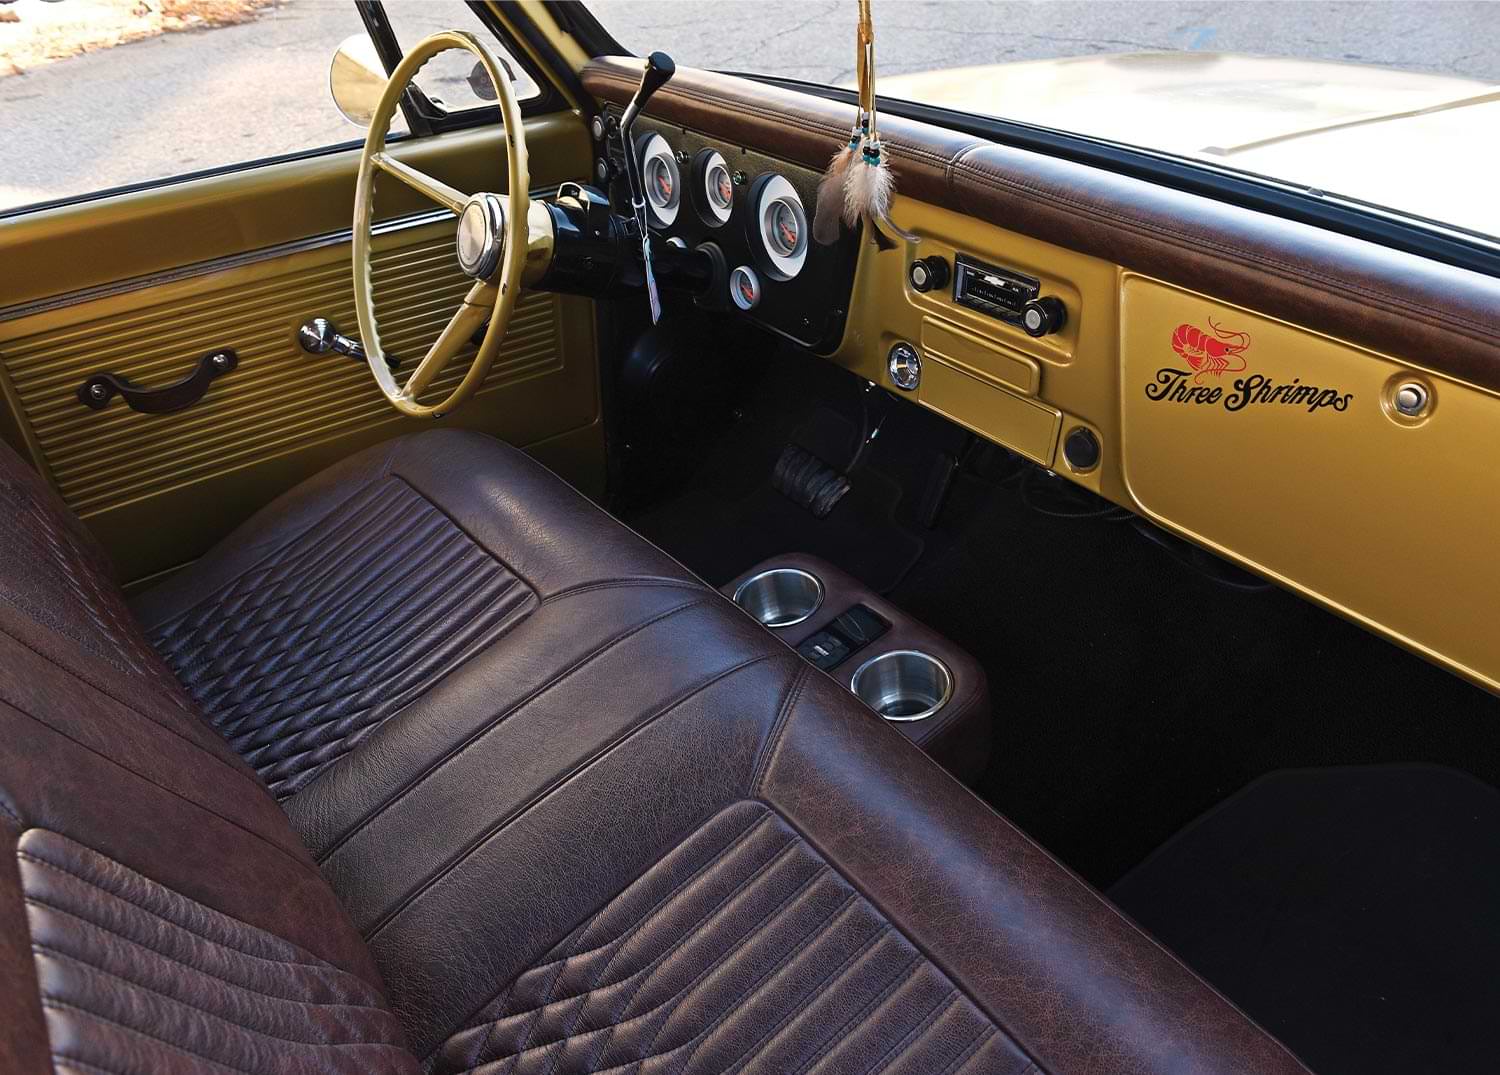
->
[0,217,599,582]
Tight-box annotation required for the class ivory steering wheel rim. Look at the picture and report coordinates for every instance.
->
[352,31,529,419]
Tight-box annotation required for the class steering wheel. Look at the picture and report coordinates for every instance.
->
[351,31,529,419]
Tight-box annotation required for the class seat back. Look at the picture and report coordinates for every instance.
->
[0,443,416,1073]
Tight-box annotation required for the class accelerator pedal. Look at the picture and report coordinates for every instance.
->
[772,443,851,519]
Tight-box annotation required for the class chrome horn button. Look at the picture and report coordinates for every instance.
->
[456,193,506,279]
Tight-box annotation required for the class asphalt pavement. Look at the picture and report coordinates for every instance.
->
[2,1,1496,212]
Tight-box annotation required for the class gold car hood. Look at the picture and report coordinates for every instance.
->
[878,52,1500,238]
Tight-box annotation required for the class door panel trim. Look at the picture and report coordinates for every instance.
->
[0,190,553,324]
[0,113,591,310]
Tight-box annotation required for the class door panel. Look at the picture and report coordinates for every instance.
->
[0,113,600,584]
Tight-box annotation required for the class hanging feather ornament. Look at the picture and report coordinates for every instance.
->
[813,117,862,245]
[813,0,918,249]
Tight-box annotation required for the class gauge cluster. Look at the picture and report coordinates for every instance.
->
[602,113,859,353]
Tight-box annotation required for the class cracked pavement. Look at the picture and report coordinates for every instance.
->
[1,0,1494,212]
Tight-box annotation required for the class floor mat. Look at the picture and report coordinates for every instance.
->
[1108,766,1500,1075]
[888,465,1500,887]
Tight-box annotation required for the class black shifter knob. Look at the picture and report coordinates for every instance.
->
[639,51,675,99]
[622,52,676,130]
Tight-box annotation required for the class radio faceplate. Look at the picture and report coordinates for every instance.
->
[952,255,1040,326]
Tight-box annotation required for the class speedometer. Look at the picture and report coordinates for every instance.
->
[692,148,735,226]
[635,132,680,228]
[747,173,808,279]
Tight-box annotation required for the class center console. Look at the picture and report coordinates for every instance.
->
[722,553,990,782]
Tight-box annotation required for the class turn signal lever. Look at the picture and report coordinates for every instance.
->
[617,51,675,324]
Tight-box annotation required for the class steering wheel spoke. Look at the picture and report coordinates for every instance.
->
[372,152,469,214]
[401,282,494,401]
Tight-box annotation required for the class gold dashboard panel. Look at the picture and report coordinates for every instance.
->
[1120,276,1500,693]
[836,194,1500,694]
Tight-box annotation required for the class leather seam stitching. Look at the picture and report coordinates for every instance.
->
[135,472,392,635]
[316,594,713,865]
[431,805,775,1063]
[205,568,526,739]
[364,649,776,940]
[49,1055,127,1075]
[29,944,397,1048]
[0,623,271,805]
[215,576,530,758]
[149,477,437,647]
[163,507,521,700]
[750,663,808,798]
[571,833,809,1067]
[748,803,1035,1065]
[774,943,921,1075]
[18,860,331,972]
[719,920,903,1075]
[0,703,318,881]
[951,152,1498,343]
[386,473,538,594]
[541,577,711,604]
[856,988,963,1075]
[25,925,385,1012]
[938,1022,1000,1075]
[40,997,259,1075]
[631,881,856,1075]
[476,850,831,1072]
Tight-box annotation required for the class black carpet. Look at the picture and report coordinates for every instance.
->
[1109,766,1500,1075]
[621,347,1500,1069]
[623,349,1500,889]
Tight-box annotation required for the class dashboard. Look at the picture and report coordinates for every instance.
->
[597,109,860,354]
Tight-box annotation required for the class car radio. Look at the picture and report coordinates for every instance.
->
[953,254,1038,323]
[950,254,1067,337]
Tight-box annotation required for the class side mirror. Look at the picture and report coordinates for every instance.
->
[328,33,387,127]
[467,60,498,102]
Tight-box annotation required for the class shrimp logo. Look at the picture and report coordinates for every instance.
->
[1170,318,1251,382]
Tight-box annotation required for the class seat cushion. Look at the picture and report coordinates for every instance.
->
[132,431,699,799]
[4,428,1309,1073]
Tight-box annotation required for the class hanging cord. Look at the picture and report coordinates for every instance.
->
[812,0,918,248]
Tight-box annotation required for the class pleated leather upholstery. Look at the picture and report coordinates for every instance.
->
[434,801,1027,1075]
[3,430,1310,1075]
[148,475,538,799]
[20,829,417,1075]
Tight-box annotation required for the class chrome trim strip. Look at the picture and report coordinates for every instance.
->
[0,184,567,324]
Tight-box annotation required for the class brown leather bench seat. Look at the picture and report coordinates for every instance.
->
[0,430,1308,1074]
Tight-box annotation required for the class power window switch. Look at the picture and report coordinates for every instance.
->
[831,604,889,647]
[797,630,851,671]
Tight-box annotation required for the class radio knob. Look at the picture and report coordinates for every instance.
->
[908,255,950,293]
[1021,296,1066,337]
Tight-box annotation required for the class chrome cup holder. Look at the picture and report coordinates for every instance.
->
[732,567,824,628]
[851,650,953,722]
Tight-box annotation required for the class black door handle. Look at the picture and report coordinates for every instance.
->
[77,349,237,414]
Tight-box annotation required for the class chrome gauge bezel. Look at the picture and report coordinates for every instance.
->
[748,173,808,280]
[693,148,735,227]
[729,265,762,311]
[637,132,681,228]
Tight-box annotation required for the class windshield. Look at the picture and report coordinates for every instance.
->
[582,1,1500,244]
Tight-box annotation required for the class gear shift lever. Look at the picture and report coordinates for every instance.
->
[618,51,676,323]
